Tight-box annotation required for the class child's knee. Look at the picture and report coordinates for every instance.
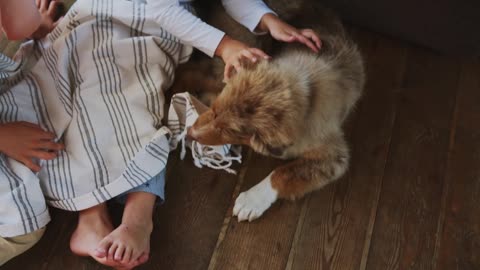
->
[0,227,46,266]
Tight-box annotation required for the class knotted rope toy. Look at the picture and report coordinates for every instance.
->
[167,93,242,174]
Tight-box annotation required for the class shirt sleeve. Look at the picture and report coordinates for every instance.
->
[221,0,276,33]
[146,0,225,57]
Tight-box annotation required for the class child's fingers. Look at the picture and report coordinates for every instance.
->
[35,0,41,8]
[30,150,57,160]
[232,60,242,74]
[17,122,58,140]
[20,121,43,129]
[277,31,296,42]
[37,140,64,151]
[38,130,57,140]
[301,29,322,49]
[47,1,59,17]
[20,122,56,137]
[39,0,48,11]
[293,33,319,53]
[223,64,232,80]
[249,48,271,60]
[21,158,41,172]
[241,50,257,63]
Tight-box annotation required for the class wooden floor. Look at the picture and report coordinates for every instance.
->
[4,28,480,270]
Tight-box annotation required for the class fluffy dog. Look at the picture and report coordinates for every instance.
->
[182,3,365,222]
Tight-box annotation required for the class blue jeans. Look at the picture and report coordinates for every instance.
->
[116,168,165,204]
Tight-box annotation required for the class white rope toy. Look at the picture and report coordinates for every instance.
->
[168,93,242,174]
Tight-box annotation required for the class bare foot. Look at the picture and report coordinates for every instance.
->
[70,203,121,268]
[95,221,153,267]
[95,192,157,268]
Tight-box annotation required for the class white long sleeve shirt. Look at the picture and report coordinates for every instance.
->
[147,0,274,57]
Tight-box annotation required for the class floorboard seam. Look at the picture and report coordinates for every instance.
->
[206,150,253,270]
[431,63,462,270]
[359,46,408,270]
[284,194,312,270]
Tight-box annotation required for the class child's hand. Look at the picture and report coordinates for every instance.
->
[30,0,63,40]
[215,36,271,80]
[0,122,64,172]
[259,13,322,53]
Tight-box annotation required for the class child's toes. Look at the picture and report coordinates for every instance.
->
[95,237,113,258]
[138,252,149,264]
[107,243,119,261]
[123,252,149,269]
[121,247,133,265]
[130,250,143,262]
[114,245,126,261]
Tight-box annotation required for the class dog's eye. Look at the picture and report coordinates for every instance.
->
[266,144,286,157]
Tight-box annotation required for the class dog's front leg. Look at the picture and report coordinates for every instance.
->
[233,136,349,222]
[233,172,278,222]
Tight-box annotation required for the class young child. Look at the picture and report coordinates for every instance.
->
[0,0,320,269]
[0,0,63,266]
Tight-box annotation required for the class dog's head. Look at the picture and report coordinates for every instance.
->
[188,61,301,157]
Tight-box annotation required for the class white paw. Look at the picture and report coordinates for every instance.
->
[233,173,278,222]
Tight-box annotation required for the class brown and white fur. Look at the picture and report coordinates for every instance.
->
[183,4,365,222]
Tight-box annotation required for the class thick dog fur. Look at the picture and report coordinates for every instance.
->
[177,1,365,221]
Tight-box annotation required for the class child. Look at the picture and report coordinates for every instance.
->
[0,0,320,269]
[0,0,63,266]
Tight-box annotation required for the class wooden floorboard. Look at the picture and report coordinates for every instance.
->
[435,59,480,270]
[364,48,461,270]
[207,154,303,270]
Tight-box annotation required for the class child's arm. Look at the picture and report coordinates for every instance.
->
[147,0,268,79]
[222,0,321,52]
[0,122,64,172]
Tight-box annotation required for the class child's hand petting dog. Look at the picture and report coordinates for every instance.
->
[0,122,64,172]
[30,0,63,40]
[259,13,322,53]
[215,35,271,80]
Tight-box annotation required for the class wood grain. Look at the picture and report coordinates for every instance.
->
[208,153,303,270]
[435,59,480,270]
[364,48,461,270]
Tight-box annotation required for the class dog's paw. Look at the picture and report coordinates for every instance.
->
[233,174,278,222]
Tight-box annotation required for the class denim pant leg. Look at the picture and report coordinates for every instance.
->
[116,168,166,205]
